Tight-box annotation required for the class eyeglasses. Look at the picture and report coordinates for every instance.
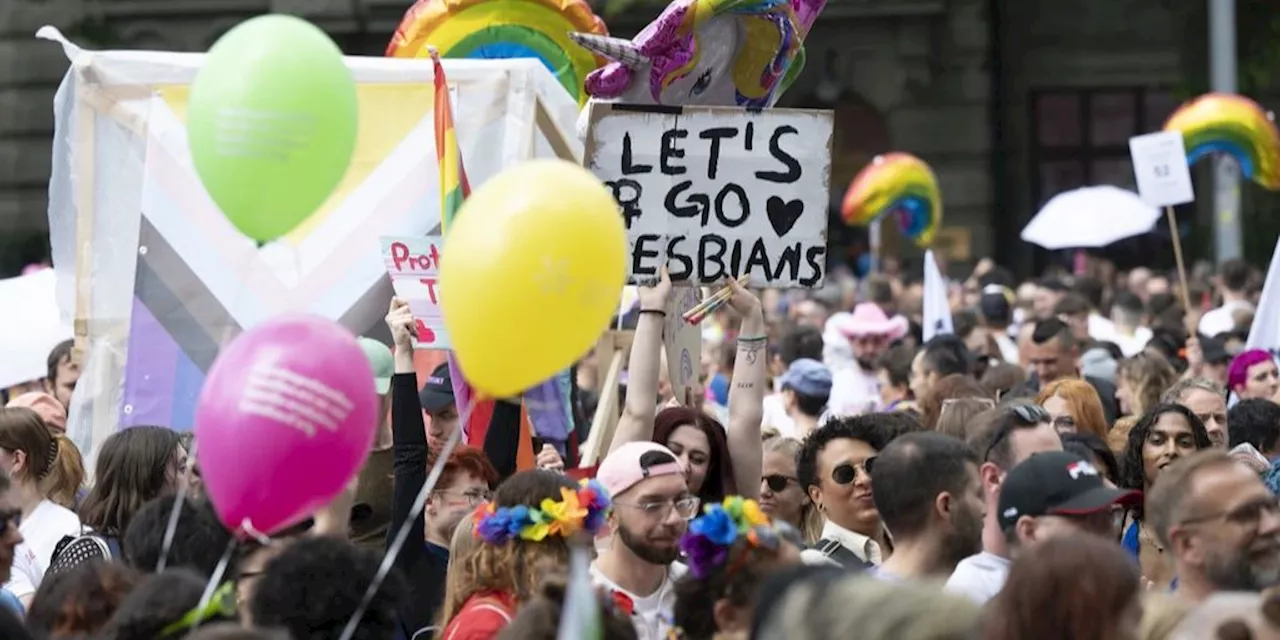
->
[1050,415,1077,432]
[615,496,701,520]
[1181,495,1280,531]
[762,474,799,493]
[436,489,493,506]
[983,404,1051,463]
[831,458,876,485]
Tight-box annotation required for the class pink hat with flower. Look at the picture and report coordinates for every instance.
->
[836,303,909,340]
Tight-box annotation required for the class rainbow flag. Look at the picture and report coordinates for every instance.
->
[430,49,487,442]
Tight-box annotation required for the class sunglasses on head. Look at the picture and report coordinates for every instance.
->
[831,458,876,485]
[983,404,1051,462]
[762,474,798,493]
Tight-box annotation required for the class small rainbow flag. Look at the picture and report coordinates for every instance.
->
[430,49,490,442]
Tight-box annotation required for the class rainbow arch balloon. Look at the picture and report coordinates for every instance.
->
[841,152,942,248]
[386,0,609,105]
[1163,92,1280,191]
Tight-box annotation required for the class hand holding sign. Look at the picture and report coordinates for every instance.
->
[381,236,449,348]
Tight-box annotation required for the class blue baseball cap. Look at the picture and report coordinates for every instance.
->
[780,358,833,399]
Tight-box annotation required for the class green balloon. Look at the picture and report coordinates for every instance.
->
[188,15,358,242]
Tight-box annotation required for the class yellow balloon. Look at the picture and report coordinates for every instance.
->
[440,159,627,397]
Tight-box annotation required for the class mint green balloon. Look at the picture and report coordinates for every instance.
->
[188,15,357,242]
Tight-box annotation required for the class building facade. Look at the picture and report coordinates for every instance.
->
[0,0,1205,276]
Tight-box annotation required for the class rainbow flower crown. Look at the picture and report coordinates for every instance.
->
[473,479,611,545]
[679,497,796,578]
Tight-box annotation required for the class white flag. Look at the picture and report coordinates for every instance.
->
[1246,237,1280,355]
[923,249,954,343]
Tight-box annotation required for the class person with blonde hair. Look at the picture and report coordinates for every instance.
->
[1117,354,1178,418]
[760,437,821,543]
[440,471,611,640]
[1036,378,1109,438]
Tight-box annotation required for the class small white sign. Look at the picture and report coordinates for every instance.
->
[380,236,449,349]
[585,103,833,289]
[1129,131,1195,207]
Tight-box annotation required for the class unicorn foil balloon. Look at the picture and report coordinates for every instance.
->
[569,0,825,108]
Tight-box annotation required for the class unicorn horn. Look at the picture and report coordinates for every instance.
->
[569,32,649,69]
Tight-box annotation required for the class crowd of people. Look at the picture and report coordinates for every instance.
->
[1,252,1280,640]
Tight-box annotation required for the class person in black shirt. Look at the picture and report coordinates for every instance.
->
[385,298,513,637]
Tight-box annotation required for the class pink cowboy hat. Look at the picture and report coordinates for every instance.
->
[837,303,909,340]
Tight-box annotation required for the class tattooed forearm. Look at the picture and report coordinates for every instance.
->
[738,339,765,365]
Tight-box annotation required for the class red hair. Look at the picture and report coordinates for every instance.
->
[428,445,499,489]
[1036,378,1109,439]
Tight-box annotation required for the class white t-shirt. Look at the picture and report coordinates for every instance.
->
[944,551,1011,604]
[590,561,687,640]
[6,500,81,598]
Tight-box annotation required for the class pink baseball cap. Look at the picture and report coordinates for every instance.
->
[6,392,67,432]
[597,441,685,498]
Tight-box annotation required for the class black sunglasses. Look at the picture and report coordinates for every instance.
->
[763,474,798,493]
[983,404,1051,462]
[831,458,876,485]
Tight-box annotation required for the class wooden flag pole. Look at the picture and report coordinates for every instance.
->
[1165,205,1194,314]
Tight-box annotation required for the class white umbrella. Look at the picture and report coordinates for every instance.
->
[1020,185,1161,250]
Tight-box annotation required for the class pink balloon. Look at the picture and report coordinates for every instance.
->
[195,314,377,535]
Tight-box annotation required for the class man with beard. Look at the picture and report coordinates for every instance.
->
[825,303,908,416]
[948,451,1140,603]
[1148,450,1280,602]
[593,441,697,640]
[869,432,986,580]
[947,404,1062,600]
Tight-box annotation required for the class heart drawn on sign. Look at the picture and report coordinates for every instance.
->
[766,197,804,237]
[415,319,437,345]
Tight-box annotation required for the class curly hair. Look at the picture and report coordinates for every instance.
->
[27,560,143,639]
[442,470,577,625]
[1119,404,1213,505]
[796,416,894,494]
[673,535,798,640]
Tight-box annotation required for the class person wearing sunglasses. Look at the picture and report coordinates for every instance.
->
[760,437,815,542]
[949,403,1062,596]
[797,416,895,570]
[1147,450,1280,603]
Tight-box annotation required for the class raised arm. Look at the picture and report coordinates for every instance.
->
[725,279,766,499]
[385,298,427,564]
[608,268,671,455]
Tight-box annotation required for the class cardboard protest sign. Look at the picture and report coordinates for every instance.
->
[664,286,702,405]
[380,236,449,348]
[584,103,833,289]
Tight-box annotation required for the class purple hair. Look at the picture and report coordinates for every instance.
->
[1228,348,1273,392]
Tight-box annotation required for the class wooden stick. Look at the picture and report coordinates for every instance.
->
[1165,206,1193,315]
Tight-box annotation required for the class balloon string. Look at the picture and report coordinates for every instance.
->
[191,536,237,630]
[336,394,475,640]
[156,438,200,573]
